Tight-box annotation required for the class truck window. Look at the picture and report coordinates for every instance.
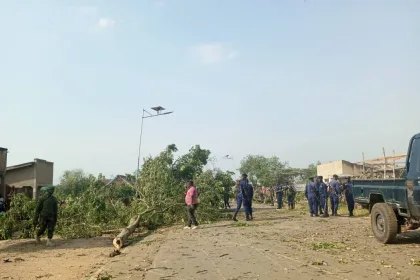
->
[408,138,420,176]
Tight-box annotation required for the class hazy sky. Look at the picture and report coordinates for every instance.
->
[1,0,419,183]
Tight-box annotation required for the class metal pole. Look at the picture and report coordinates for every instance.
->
[136,109,145,180]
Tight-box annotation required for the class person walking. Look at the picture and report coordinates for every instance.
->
[184,180,199,229]
[34,186,59,246]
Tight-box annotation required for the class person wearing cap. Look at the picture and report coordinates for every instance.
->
[305,177,319,217]
[329,174,341,216]
[33,186,59,246]
[317,176,329,217]
[343,177,355,216]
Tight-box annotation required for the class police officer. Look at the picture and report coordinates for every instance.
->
[343,176,355,217]
[329,174,341,216]
[34,185,59,246]
[233,174,252,221]
[275,184,284,210]
[317,176,329,217]
[247,180,254,220]
[305,177,319,217]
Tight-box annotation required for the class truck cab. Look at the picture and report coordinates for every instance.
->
[352,133,420,244]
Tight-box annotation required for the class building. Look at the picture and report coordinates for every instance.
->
[105,175,134,187]
[5,158,54,200]
[317,160,364,181]
[0,147,7,200]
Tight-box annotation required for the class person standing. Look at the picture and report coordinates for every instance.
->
[275,184,284,210]
[223,184,231,209]
[233,180,242,221]
[305,177,319,217]
[343,176,355,217]
[240,174,252,221]
[246,180,254,220]
[329,174,341,216]
[34,186,59,246]
[184,180,199,229]
[317,176,329,217]
[269,185,275,206]
[287,185,296,210]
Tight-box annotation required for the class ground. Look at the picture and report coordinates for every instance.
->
[1,202,420,280]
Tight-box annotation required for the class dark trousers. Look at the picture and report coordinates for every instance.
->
[223,193,230,208]
[37,216,56,239]
[187,204,199,227]
[287,195,295,209]
[276,194,283,209]
[346,194,355,215]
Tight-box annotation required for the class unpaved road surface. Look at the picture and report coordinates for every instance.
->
[1,203,420,279]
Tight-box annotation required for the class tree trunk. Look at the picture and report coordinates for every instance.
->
[113,215,141,250]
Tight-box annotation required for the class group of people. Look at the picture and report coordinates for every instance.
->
[305,174,355,217]
[230,173,298,221]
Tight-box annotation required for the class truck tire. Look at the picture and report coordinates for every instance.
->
[371,203,398,244]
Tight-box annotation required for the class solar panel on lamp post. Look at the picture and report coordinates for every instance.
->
[136,106,174,180]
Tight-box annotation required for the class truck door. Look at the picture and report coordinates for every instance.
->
[406,136,420,218]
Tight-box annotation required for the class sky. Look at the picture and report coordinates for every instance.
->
[1,0,419,183]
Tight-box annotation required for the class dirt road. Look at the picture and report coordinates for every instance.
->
[1,203,420,280]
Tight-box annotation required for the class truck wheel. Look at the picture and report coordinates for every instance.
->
[371,203,398,244]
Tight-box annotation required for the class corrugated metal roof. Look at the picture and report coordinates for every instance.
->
[0,147,8,151]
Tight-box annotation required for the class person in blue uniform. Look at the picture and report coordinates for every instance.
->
[343,176,355,217]
[329,174,341,216]
[247,180,254,220]
[275,185,284,209]
[317,176,329,217]
[305,177,319,217]
[240,174,252,221]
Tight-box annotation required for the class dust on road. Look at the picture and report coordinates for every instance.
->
[1,203,420,280]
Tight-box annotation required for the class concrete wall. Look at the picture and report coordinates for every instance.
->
[317,160,363,180]
[5,159,54,199]
[5,165,35,188]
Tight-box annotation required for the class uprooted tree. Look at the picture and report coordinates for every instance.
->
[0,144,234,246]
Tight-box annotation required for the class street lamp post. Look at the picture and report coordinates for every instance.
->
[136,106,173,180]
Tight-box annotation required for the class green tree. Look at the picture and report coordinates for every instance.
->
[239,155,299,186]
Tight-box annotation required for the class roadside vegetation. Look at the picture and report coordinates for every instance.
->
[0,144,323,240]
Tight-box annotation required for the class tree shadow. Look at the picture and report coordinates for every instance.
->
[0,235,113,253]
[123,230,154,247]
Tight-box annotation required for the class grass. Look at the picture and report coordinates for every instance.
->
[312,242,346,250]
[234,221,249,227]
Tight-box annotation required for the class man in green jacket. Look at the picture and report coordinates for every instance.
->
[33,186,58,246]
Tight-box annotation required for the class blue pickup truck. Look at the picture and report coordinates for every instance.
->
[352,133,420,244]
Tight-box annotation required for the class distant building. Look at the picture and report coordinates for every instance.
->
[0,147,7,200]
[5,158,54,200]
[317,160,364,181]
[104,175,134,187]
